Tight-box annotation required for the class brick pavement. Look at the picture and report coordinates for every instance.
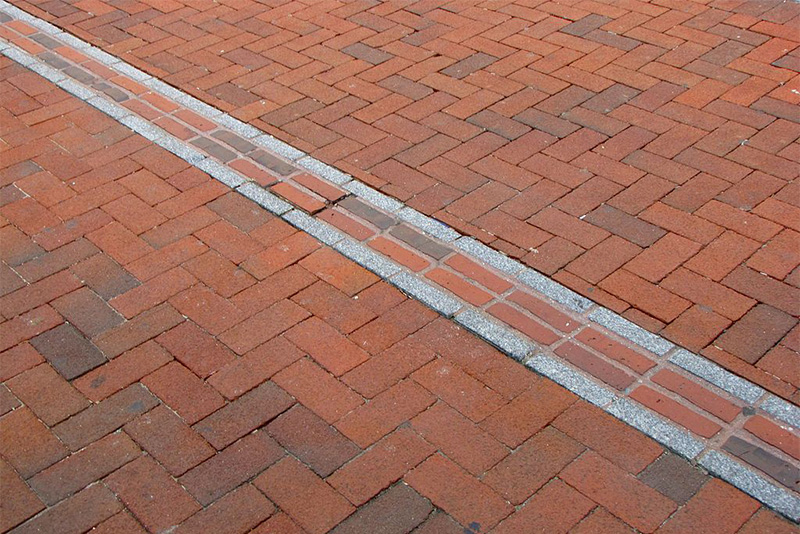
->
[2,59,798,533]
[9,0,800,405]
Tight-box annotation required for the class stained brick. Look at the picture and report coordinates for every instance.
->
[30,323,106,380]
[9,483,122,534]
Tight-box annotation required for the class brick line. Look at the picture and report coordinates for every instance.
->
[1,3,799,521]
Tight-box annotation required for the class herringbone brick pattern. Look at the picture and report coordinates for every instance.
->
[13,0,799,403]
[1,61,795,534]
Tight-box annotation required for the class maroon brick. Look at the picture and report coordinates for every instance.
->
[173,485,275,534]
[155,321,235,378]
[142,362,225,425]
[29,323,106,380]
[0,458,45,532]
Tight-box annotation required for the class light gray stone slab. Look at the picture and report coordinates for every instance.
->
[607,398,705,459]
[527,355,617,406]
[391,272,462,317]
[589,308,675,356]
[298,157,351,185]
[761,395,800,430]
[283,210,345,246]
[237,182,292,215]
[196,158,245,188]
[334,240,401,279]
[455,309,536,361]
[455,237,524,276]
[344,181,404,213]
[669,349,765,404]
[397,207,460,242]
[517,268,593,313]
[700,450,800,522]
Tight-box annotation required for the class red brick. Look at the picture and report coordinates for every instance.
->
[106,456,200,532]
[141,207,219,249]
[493,479,596,534]
[0,458,45,532]
[102,194,167,235]
[369,236,429,271]
[126,236,207,281]
[194,381,294,450]
[413,359,506,422]
[218,298,309,354]
[195,219,264,264]
[744,415,800,461]
[658,478,760,534]
[0,343,45,383]
[560,451,677,533]
[14,239,97,283]
[485,424,584,505]
[696,200,783,243]
[553,402,662,473]
[291,281,376,334]
[428,267,495,306]
[119,169,179,206]
[350,298,438,354]
[600,269,691,322]
[0,407,67,478]
[9,482,122,534]
[480,381,575,448]
[445,254,513,293]
[624,233,702,282]
[110,267,194,319]
[52,287,124,339]
[329,427,435,505]
[723,265,800,317]
[488,302,560,345]
[206,334,301,398]
[124,404,214,476]
[7,363,89,425]
[156,321,235,379]
[284,316,369,376]
[242,231,321,280]
[156,180,228,219]
[86,221,154,265]
[335,380,434,447]
[748,229,800,281]
[267,404,359,477]
[661,305,732,352]
[684,231,762,282]
[318,208,376,240]
[271,182,327,214]
[405,454,513,530]
[255,456,355,534]
[0,269,81,318]
[580,329,655,373]
[179,431,284,506]
[173,485,274,534]
[651,368,741,422]
[738,509,798,534]
[523,236,584,274]
[630,385,722,438]
[250,513,305,534]
[93,303,184,358]
[142,362,225,424]
[555,341,638,390]
[274,358,363,424]
[183,251,256,299]
[28,431,140,506]
[571,507,636,534]
[663,268,757,321]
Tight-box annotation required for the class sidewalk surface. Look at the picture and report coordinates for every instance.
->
[1,1,800,533]
[0,62,795,534]
[13,0,800,403]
